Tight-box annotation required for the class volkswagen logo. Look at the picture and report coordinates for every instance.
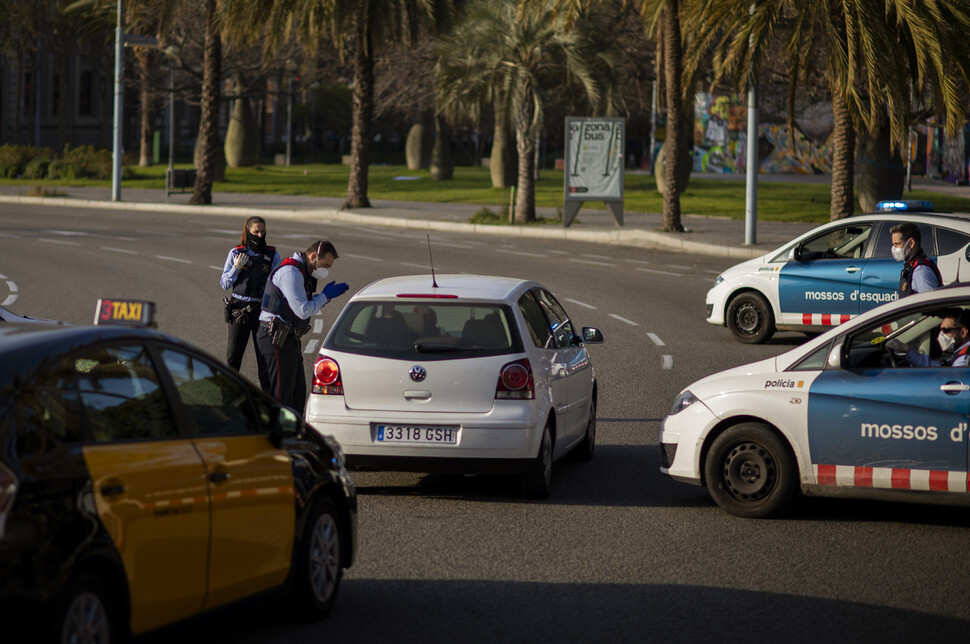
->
[409,365,427,382]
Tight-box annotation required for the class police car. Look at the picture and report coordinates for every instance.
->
[0,300,357,642]
[707,201,970,343]
[663,284,970,517]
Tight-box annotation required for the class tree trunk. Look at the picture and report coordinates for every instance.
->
[855,120,902,213]
[405,111,433,170]
[135,49,158,167]
[661,1,685,232]
[490,106,517,188]
[513,98,536,223]
[828,71,855,220]
[224,76,260,168]
[190,0,222,206]
[345,6,373,209]
[431,114,453,181]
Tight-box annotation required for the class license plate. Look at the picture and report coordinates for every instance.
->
[375,424,458,444]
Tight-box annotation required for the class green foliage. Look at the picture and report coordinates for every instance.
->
[47,160,81,180]
[22,155,55,180]
[0,145,53,178]
[62,145,113,179]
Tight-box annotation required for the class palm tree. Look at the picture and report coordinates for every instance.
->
[686,0,970,220]
[190,0,222,205]
[437,0,615,223]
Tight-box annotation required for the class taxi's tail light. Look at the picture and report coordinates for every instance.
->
[496,358,534,400]
[312,356,343,395]
[0,462,17,540]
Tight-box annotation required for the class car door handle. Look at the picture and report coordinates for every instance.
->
[100,484,126,497]
[940,382,970,393]
[845,266,861,273]
[208,471,230,483]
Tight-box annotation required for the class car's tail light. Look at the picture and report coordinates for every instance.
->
[495,358,534,400]
[312,356,343,395]
[0,462,17,540]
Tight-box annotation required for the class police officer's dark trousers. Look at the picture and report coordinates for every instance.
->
[256,324,307,414]
[227,315,271,391]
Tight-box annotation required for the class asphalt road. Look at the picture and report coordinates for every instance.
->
[2,203,968,642]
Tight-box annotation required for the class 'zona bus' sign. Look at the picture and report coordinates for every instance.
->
[563,116,625,227]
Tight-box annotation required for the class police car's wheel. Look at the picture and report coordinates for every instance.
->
[726,292,774,344]
[705,423,796,518]
[292,496,344,620]
[56,574,118,644]
[520,421,553,499]
[573,398,596,462]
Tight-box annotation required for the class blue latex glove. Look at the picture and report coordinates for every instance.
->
[323,281,350,299]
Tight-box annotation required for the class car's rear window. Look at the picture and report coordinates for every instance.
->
[325,301,523,359]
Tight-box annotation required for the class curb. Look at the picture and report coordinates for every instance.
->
[0,194,767,260]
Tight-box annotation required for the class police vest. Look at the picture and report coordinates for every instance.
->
[261,255,317,334]
[898,251,942,298]
[232,245,276,299]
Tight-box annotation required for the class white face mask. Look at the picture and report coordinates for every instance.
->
[938,330,956,352]
[312,266,330,281]
[891,245,907,262]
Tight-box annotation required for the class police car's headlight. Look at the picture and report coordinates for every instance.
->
[714,275,724,286]
[669,390,699,416]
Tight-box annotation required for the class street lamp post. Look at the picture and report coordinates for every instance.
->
[111,0,124,201]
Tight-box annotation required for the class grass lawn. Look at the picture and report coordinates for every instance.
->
[4,163,970,224]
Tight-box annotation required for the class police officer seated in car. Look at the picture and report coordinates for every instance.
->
[886,309,970,367]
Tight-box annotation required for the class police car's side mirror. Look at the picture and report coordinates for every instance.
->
[272,406,304,446]
[826,341,843,369]
[788,246,803,262]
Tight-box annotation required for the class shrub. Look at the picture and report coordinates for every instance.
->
[0,145,52,178]
[47,159,81,180]
[22,155,54,180]
[62,144,113,179]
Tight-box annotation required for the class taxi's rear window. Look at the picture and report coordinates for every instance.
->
[325,301,523,360]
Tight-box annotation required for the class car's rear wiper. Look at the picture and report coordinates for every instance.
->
[414,341,467,353]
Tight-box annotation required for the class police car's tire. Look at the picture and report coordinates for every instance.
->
[56,573,118,644]
[726,292,775,344]
[572,398,596,461]
[704,423,796,518]
[520,421,553,499]
[291,496,344,620]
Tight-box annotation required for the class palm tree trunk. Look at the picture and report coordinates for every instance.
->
[514,99,536,223]
[135,49,158,168]
[191,0,221,206]
[661,0,685,232]
[345,5,373,209]
[828,72,855,220]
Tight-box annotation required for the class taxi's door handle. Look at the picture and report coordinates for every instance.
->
[100,484,126,497]
[940,382,970,393]
[208,471,230,483]
[845,266,861,273]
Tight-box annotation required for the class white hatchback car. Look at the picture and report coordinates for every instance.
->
[305,274,604,498]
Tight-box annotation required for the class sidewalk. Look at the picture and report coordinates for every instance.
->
[1,173,966,259]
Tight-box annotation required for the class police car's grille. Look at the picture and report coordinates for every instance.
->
[660,443,677,469]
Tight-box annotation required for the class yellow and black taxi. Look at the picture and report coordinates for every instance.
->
[0,300,357,643]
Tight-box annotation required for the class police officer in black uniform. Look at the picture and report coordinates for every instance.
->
[221,216,281,390]
[257,240,349,412]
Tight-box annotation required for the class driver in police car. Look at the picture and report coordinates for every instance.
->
[891,222,942,297]
[886,309,970,367]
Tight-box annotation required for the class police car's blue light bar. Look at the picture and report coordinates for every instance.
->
[875,200,934,212]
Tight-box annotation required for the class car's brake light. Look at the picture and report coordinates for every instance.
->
[0,462,17,540]
[312,356,343,395]
[396,293,458,299]
[495,358,534,400]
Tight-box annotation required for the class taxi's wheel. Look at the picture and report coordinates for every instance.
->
[572,398,596,462]
[56,574,117,644]
[727,292,774,344]
[292,496,344,620]
[520,421,553,499]
[704,423,796,518]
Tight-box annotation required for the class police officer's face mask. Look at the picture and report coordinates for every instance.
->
[246,230,266,254]
[939,328,957,352]
[312,265,330,280]
[891,240,909,262]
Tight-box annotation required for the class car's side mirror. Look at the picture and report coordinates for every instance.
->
[826,340,843,369]
[271,405,304,447]
[582,327,604,344]
[789,246,803,262]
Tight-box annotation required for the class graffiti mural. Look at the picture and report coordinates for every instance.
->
[693,92,833,174]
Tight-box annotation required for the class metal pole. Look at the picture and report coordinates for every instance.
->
[285,72,293,166]
[111,0,124,202]
[649,80,657,173]
[168,67,175,175]
[906,126,913,192]
[744,4,758,245]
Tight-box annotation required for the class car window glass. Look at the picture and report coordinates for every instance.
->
[326,301,521,359]
[936,227,970,256]
[800,224,872,260]
[518,291,554,349]
[871,221,935,258]
[159,348,261,436]
[789,342,831,371]
[842,306,968,369]
[75,344,178,442]
[533,289,575,348]
[14,356,83,443]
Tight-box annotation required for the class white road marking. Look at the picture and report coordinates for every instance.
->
[102,246,138,254]
[648,333,666,347]
[209,265,223,270]
[209,229,243,235]
[2,278,17,306]
[496,249,539,257]
[569,258,615,267]
[6,281,17,293]
[667,264,691,270]
[342,253,383,261]
[637,267,680,276]
[565,298,596,309]
[547,249,568,255]
[583,253,612,260]
[703,269,722,274]
[400,262,429,269]
[313,318,324,334]
[45,229,136,241]
[662,355,673,369]
[303,339,319,354]
[441,242,476,249]
[0,273,6,279]
[0,234,21,239]
[156,255,192,264]
[39,238,80,246]
[624,259,651,265]
[609,314,638,326]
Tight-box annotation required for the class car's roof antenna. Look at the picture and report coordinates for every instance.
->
[427,235,439,288]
